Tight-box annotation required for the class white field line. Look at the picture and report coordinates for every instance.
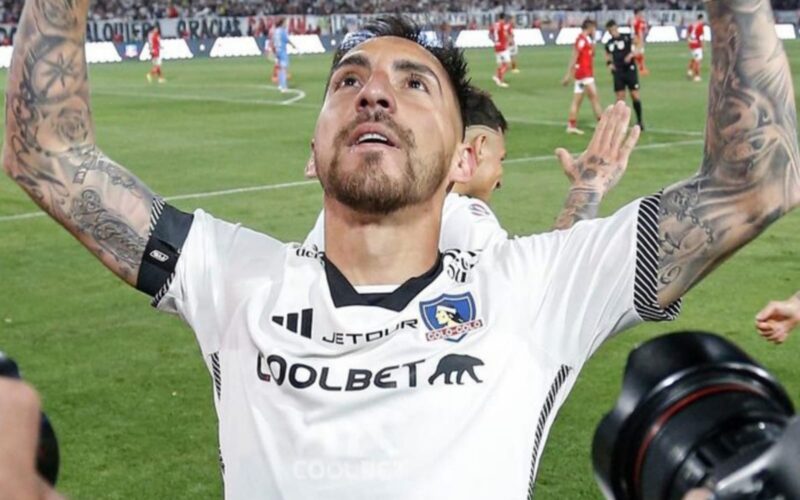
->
[507,116,704,137]
[0,180,318,222]
[504,138,702,164]
[0,139,703,224]
[92,86,309,107]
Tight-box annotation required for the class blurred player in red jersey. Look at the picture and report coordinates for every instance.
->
[687,14,705,82]
[146,26,165,83]
[489,13,510,88]
[266,23,279,83]
[632,7,649,75]
[507,17,519,73]
[562,19,602,135]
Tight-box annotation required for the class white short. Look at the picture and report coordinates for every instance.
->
[573,77,596,94]
[151,56,162,66]
[691,48,703,61]
[495,50,511,64]
[509,44,518,57]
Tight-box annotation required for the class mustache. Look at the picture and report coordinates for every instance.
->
[333,110,416,150]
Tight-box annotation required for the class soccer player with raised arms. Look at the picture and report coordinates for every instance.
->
[4,2,799,499]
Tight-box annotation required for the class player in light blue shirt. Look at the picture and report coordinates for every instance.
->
[272,18,295,92]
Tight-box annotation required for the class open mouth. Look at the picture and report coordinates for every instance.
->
[348,124,399,150]
[355,132,394,147]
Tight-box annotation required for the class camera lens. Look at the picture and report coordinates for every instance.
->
[592,331,794,500]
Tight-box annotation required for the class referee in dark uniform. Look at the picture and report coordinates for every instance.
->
[605,20,644,130]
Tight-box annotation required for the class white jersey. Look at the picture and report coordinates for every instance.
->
[304,192,508,251]
[154,194,680,500]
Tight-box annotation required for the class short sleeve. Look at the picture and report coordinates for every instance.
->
[439,196,508,251]
[499,194,682,364]
[154,209,286,356]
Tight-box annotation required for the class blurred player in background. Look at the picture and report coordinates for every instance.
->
[265,23,279,83]
[756,292,800,344]
[145,25,165,83]
[687,13,705,82]
[508,17,520,73]
[272,17,295,92]
[489,12,510,88]
[632,7,649,75]
[605,20,644,131]
[562,19,602,135]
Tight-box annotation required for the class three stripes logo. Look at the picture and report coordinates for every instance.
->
[272,309,313,339]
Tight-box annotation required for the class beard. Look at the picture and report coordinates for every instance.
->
[319,111,449,215]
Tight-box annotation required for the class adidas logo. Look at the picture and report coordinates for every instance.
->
[272,309,313,339]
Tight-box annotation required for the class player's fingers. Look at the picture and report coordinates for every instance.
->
[619,124,641,164]
[755,319,774,334]
[554,148,575,178]
[610,102,631,153]
[593,105,615,152]
[554,148,572,166]
[755,302,780,322]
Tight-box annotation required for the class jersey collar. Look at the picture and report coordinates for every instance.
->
[323,253,444,312]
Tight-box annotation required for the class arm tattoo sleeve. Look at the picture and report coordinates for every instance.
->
[2,0,158,286]
[656,0,800,306]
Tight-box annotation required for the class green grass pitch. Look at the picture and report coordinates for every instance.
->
[0,42,799,499]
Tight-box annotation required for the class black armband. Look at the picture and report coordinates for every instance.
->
[136,200,194,297]
[606,60,613,66]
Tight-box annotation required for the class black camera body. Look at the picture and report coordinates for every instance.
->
[593,331,798,500]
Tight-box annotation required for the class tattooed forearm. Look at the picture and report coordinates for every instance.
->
[3,0,157,286]
[553,188,602,230]
[71,189,148,267]
[656,0,800,306]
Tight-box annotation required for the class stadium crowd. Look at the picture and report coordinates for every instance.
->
[0,0,767,23]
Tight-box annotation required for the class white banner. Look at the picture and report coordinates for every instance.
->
[86,17,249,43]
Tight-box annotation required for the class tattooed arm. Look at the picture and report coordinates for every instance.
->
[552,102,640,230]
[2,0,158,287]
[655,0,800,306]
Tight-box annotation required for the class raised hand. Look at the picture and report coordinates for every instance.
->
[552,101,641,230]
[755,293,800,344]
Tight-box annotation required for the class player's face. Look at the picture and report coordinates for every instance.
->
[462,126,505,204]
[313,37,464,214]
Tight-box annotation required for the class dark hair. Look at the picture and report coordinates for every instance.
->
[582,18,596,30]
[276,17,285,27]
[329,16,471,130]
[463,87,507,134]
[606,19,618,29]
[634,6,643,14]
[498,12,506,19]
[697,13,704,19]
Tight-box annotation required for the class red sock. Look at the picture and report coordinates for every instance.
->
[568,119,577,128]
[636,53,646,71]
[155,66,162,77]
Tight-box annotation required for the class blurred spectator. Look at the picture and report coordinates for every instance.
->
[0,0,795,23]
